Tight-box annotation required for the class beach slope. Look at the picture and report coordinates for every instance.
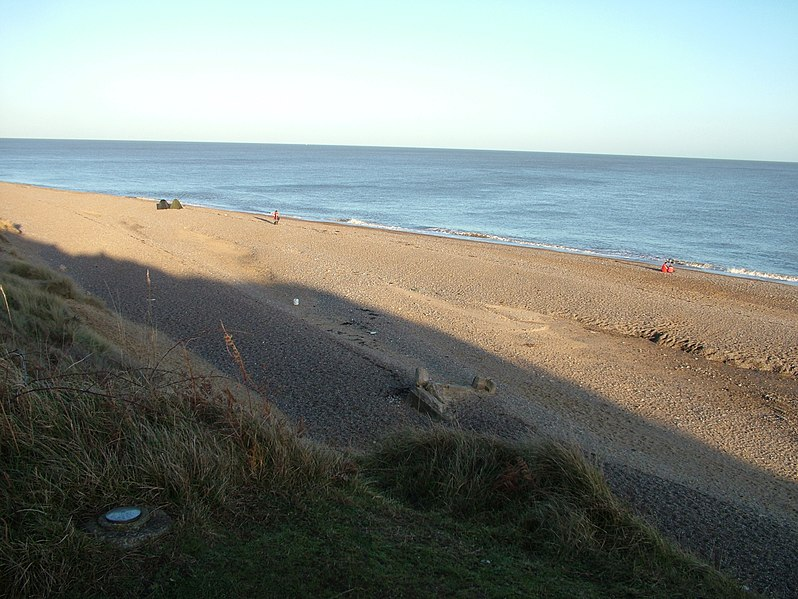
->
[2,181,797,595]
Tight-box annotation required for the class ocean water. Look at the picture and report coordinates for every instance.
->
[1,138,796,284]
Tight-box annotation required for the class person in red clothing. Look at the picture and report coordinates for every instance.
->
[272,210,280,225]
[661,260,675,273]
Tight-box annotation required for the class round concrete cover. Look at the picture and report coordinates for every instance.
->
[104,506,142,523]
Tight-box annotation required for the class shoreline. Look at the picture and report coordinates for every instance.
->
[4,178,797,287]
[308,217,798,286]
[137,201,798,287]
[2,181,798,595]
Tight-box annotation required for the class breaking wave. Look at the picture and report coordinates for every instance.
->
[334,218,405,231]
[424,227,583,253]
[725,268,798,284]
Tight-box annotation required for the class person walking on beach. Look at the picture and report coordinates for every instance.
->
[272,210,280,225]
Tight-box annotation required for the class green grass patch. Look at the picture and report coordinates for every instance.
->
[144,493,599,599]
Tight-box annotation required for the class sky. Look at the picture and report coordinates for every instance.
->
[1,0,797,161]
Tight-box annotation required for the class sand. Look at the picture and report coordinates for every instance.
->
[2,181,797,596]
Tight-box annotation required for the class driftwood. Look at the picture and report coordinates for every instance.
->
[408,367,495,420]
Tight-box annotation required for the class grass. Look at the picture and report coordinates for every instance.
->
[0,239,753,598]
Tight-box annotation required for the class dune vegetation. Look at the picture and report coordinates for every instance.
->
[0,228,750,598]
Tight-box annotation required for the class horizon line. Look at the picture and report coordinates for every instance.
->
[1,135,796,165]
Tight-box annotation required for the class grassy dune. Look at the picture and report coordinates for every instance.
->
[0,228,750,598]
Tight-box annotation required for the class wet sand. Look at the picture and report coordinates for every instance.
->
[2,181,797,596]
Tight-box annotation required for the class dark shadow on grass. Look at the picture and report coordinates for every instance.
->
[10,235,798,599]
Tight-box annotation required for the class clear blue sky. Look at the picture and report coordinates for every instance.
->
[1,0,796,161]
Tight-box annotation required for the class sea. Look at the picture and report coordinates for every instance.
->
[1,138,796,285]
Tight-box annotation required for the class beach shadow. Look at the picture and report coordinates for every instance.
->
[10,235,798,598]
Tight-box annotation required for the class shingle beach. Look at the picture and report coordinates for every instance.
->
[3,181,796,597]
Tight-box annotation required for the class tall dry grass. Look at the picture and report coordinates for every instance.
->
[0,245,347,597]
[362,427,714,582]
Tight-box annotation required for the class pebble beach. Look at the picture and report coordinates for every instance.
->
[2,181,797,597]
